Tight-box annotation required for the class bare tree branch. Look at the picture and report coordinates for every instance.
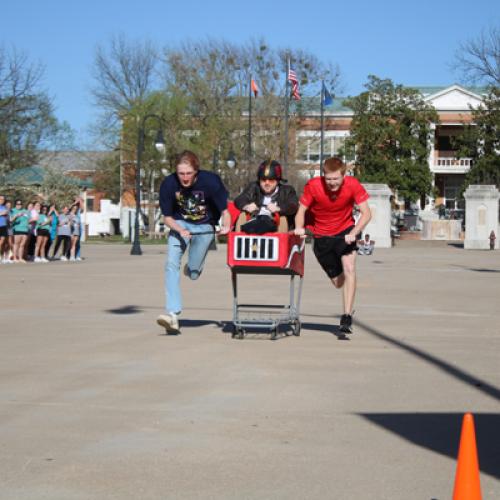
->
[454,26,500,87]
[91,34,159,118]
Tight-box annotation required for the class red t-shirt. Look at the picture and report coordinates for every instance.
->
[300,175,369,236]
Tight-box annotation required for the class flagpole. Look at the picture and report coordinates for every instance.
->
[248,76,252,161]
[320,80,325,176]
[283,57,290,177]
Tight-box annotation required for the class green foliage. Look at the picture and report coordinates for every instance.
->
[93,151,121,203]
[0,46,76,171]
[344,76,438,202]
[40,167,80,206]
[455,87,500,188]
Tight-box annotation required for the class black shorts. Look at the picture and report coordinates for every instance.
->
[0,226,7,237]
[13,230,28,236]
[37,229,50,238]
[313,226,358,279]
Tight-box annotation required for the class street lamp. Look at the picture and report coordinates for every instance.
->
[131,114,165,256]
[226,150,237,169]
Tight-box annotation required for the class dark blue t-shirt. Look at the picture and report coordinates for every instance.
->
[159,170,228,225]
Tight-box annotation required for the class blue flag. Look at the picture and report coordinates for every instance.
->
[322,82,333,106]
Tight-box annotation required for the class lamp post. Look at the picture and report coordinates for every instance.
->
[131,114,165,256]
[226,150,237,169]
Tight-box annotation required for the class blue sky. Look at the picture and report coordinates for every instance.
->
[3,0,499,147]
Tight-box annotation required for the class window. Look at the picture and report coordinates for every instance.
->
[296,133,352,163]
[86,197,94,211]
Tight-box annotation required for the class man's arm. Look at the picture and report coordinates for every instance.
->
[164,216,191,239]
[274,185,299,216]
[293,203,308,236]
[346,201,371,243]
[218,209,231,235]
[234,183,259,213]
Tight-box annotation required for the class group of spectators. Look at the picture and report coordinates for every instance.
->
[0,195,83,264]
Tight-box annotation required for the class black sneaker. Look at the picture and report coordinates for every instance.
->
[339,314,353,334]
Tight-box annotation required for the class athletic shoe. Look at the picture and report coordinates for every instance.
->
[34,257,42,263]
[339,314,353,334]
[69,257,76,262]
[60,256,67,261]
[42,258,49,263]
[157,313,180,334]
[76,257,82,261]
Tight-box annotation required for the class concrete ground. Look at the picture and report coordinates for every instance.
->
[0,240,499,500]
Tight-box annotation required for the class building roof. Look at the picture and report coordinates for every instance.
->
[38,151,111,172]
[4,165,93,188]
[409,85,487,97]
[297,85,488,116]
[4,166,46,185]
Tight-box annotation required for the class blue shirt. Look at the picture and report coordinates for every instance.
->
[50,213,58,239]
[0,204,7,227]
[159,170,228,225]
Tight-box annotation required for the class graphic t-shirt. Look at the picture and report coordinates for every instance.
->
[300,175,369,236]
[11,208,30,232]
[159,170,228,225]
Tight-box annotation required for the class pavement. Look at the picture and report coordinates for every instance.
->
[0,240,499,500]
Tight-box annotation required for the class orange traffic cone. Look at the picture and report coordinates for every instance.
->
[453,413,482,500]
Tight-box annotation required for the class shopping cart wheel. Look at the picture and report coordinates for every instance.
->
[292,319,301,336]
[270,327,278,340]
[232,325,245,340]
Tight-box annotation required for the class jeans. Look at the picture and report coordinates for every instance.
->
[165,221,214,314]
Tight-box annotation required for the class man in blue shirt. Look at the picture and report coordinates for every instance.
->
[157,150,231,333]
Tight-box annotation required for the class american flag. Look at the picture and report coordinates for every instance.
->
[288,64,300,101]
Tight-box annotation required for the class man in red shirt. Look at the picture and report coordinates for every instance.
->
[294,157,372,334]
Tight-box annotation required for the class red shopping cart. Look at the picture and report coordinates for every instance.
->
[227,231,305,340]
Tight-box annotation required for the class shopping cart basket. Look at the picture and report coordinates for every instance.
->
[227,231,305,340]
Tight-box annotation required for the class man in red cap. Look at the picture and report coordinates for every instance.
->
[234,160,298,234]
[294,156,371,335]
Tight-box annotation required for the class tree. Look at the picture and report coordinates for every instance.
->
[161,37,341,195]
[454,26,500,87]
[90,34,160,150]
[456,87,500,188]
[93,151,121,203]
[0,46,68,171]
[344,76,438,203]
[40,166,80,206]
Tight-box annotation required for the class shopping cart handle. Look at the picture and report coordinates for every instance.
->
[285,238,306,269]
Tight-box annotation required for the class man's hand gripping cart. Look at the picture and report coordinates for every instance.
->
[227,231,305,340]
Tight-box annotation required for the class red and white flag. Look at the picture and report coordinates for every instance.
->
[288,64,300,101]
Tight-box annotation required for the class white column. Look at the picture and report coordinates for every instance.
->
[464,185,499,250]
[362,183,393,248]
[428,123,436,173]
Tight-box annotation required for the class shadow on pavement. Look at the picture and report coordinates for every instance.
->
[360,412,500,480]
[450,264,500,273]
[106,305,144,315]
[180,319,223,328]
[301,321,351,340]
[355,318,500,402]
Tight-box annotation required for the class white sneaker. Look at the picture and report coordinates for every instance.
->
[34,257,42,263]
[42,258,49,263]
[76,257,82,261]
[157,313,180,334]
[69,257,76,262]
[60,256,67,261]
